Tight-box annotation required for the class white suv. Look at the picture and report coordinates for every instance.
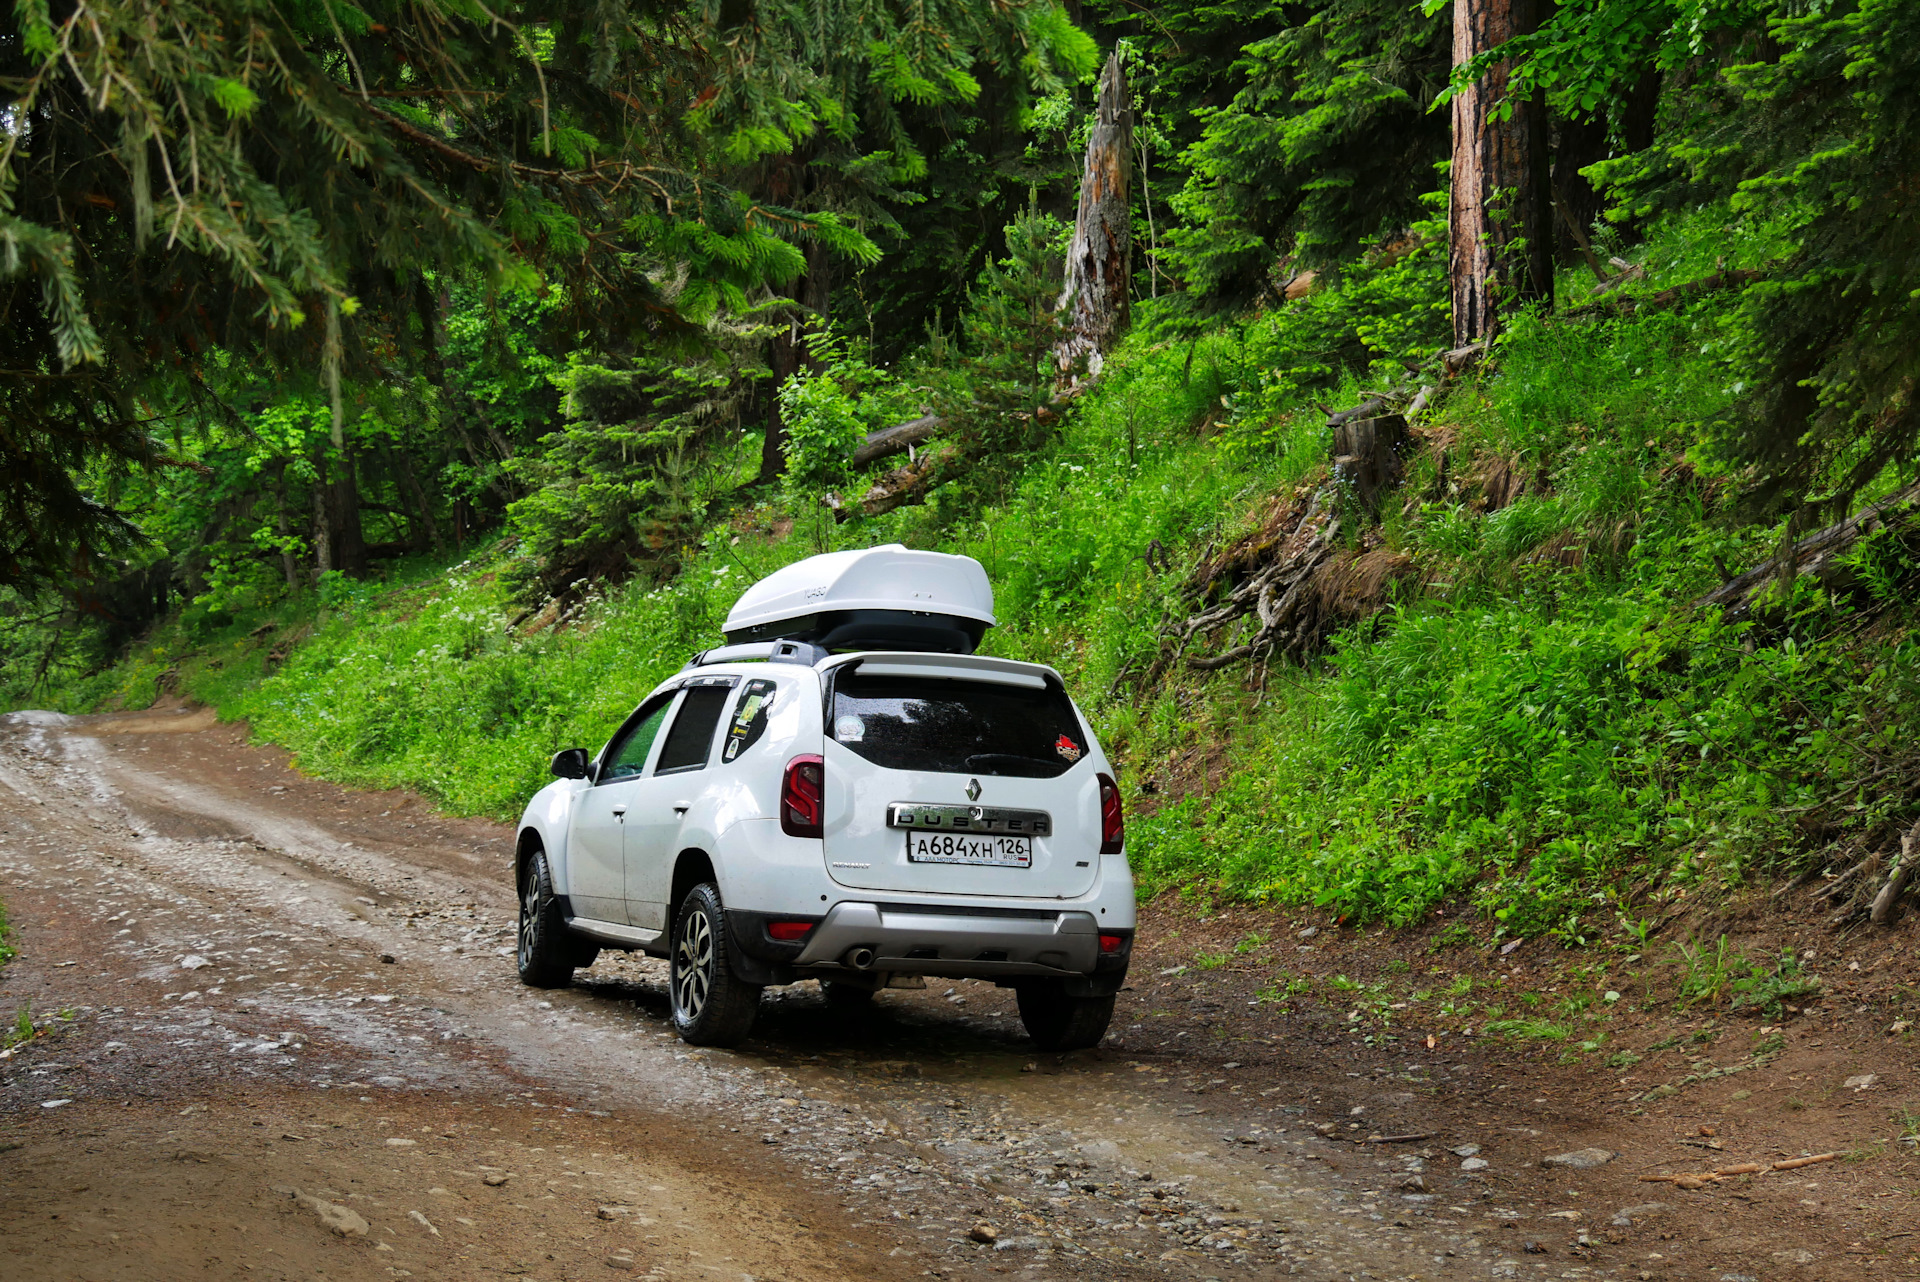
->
[512,546,1134,1049]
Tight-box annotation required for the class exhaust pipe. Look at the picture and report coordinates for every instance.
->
[844,946,877,970]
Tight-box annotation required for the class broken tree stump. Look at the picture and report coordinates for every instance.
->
[1055,50,1132,385]
[1331,413,1412,516]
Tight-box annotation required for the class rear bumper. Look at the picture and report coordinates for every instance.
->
[724,900,1130,992]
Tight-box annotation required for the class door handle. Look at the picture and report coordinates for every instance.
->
[672,802,690,815]
[611,804,627,818]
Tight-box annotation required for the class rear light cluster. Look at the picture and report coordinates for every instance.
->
[781,754,825,838]
[766,920,814,942]
[1097,772,1124,854]
[1098,933,1125,954]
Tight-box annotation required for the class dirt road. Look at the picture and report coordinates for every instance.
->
[1,706,1908,1281]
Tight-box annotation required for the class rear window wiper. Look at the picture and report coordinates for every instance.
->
[964,753,1063,775]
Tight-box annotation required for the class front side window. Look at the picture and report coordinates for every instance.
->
[600,696,675,782]
[654,686,732,774]
[830,670,1085,778]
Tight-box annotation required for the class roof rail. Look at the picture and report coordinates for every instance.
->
[679,639,829,671]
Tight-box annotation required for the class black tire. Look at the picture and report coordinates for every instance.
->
[669,882,762,1046]
[1016,981,1114,1052]
[823,980,877,1011]
[517,849,596,988]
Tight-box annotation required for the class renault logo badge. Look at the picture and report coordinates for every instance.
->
[965,778,982,802]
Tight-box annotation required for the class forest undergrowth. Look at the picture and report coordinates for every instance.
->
[11,209,1919,950]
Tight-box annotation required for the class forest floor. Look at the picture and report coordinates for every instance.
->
[1,703,1915,1282]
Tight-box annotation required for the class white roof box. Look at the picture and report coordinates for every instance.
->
[723,545,996,654]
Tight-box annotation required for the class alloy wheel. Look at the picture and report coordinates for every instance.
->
[674,907,714,1020]
[518,869,541,971]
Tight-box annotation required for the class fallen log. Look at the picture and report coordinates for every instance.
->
[1566,267,1762,319]
[1696,478,1920,623]
[848,444,960,519]
[851,414,942,468]
[1441,341,1486,377]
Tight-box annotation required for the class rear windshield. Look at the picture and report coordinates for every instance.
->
[830,669,1086,778]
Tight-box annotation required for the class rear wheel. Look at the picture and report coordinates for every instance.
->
[517,849,596,988]
[669,882,762,1046]
[1015,981,1114,1052]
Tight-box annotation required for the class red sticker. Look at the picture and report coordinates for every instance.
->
[1054,734,1082,763]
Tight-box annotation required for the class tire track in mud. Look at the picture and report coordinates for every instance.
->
[0,706,1616,1282]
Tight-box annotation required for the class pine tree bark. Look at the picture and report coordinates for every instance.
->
[1449,0,1552,346]
[1056,50,1132,384]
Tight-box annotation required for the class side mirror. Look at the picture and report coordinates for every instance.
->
[550,747,591,780]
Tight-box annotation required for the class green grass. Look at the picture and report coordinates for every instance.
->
[1482,1017,1574,1042]
[0,898,12,967]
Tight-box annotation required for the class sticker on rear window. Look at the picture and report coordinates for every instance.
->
[1054,734,1082,763]
[723,679,778,763]
[834,714,866,743]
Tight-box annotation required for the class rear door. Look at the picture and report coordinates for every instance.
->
[821,659,1103,898]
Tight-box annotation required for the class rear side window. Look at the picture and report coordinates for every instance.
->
[655,686,731,774]
[830,670,1086,778]
[722,678,779,764]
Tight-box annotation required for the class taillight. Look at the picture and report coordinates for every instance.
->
[781,754,825,838]
[1098,933,1124,953]
[767,921,814,942]
[1097,772,1124,854]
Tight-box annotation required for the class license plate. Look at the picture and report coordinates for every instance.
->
[905,832,1032,867]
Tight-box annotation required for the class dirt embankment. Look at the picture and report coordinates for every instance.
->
[2,704,1914,1282]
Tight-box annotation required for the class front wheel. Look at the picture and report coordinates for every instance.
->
[669,883,762,1046]
[517,849,596,988]
[1016,981,1114,1052]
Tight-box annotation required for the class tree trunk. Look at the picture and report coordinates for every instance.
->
[759,240,833,482]
[311,451,333,580]
[1552,111,1608,275]
[1450,0,1552,347]
[331,445,368,577]
[1056,49,1133,385]
[272,460,298,591]
[393,449,443,552]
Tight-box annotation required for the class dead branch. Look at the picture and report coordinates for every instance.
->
[1637,1152,1837,1187]
[1697,479,1920,623]
[1770,1152,1841,1171]
[1869,819,1920,926]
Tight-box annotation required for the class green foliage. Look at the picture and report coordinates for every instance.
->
[1221,186,1452,456]
[940,203,1074,455]
[0,897,13,966]
[506,314,772,594]
[1727,949,1822,1018]
[1588,0,1920,517]
[1161,0,1452,308]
